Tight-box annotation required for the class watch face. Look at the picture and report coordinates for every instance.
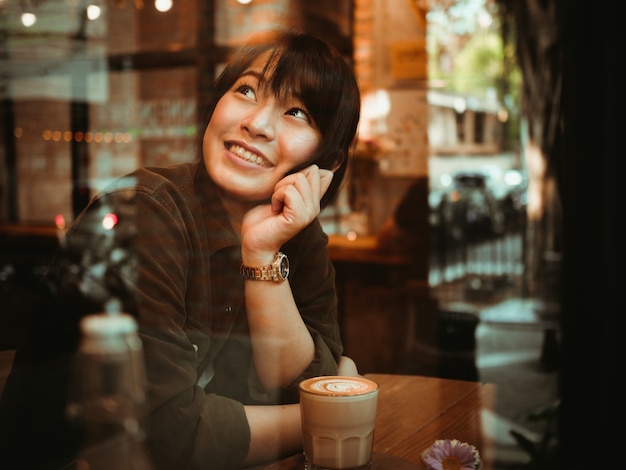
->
[279,255,289,279]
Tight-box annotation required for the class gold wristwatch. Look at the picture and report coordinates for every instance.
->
[240,252,289,282]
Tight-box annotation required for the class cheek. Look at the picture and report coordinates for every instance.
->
[202,98,234,161]
[202,122,226,183]
[283,132,321,164]
[208,98,230,132]
[202,124,216,163]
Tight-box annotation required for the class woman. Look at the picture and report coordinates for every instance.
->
[0,30,361,469]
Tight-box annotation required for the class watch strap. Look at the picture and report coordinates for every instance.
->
[240,252,288,282]
[240,264,274,281]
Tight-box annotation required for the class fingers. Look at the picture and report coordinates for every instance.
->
[246,165,333,252]
[338,356,361,377]
[274,165,334,201]
[269,165,335,229]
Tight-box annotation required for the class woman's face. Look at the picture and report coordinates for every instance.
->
[203,54,322,202]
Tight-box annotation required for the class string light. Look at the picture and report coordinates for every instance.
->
[16,0,177,29]
[37,129,135,144]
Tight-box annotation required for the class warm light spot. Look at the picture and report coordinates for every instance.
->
[87,5,101,20]
[123,133,132,143]
[114,133,124,143]
[346,231,358,241]
[63,131,73,142]
[52,131,62,141]
[94,132,103,143]
[103,132,113,143]
[42,130,52,140]
[84,132,93,142]
[75,131,84,142]
[102,213,118,230]
[54,214,66,230]
[14,128,23,138]
[21,12,37,27]
[154,0,173,12]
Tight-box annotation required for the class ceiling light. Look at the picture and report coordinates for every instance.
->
[155,0,172,12]
[21,12,36,27]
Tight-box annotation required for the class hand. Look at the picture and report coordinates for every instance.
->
[241,165,333,264]
[337,356,361,377]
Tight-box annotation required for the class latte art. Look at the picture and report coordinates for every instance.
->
[300,376,378,397]
[303,377,377,396]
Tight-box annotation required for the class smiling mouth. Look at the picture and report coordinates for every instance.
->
[227,143,270,167]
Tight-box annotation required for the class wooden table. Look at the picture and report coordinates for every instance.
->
[262,373,494,469]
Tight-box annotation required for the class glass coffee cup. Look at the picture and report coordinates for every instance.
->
[299,376,379,470]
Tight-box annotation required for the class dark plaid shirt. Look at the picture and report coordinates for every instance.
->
[0,160,342,470]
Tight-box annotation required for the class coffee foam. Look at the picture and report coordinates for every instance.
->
[300,376,378,396]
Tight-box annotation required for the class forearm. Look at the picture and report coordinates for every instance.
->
[243,403,302,466]
[244,279,315,390]
[241,358,361,467]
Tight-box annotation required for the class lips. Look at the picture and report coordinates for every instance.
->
[227,143,270,167]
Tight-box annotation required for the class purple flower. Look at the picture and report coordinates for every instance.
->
[421,439,481,470]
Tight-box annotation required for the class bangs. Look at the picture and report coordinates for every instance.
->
[259,40,344,135]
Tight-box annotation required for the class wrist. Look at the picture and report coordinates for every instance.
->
[241,252,276,267]
[241,244,281,266]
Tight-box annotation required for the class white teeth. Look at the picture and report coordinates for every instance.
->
[230,144,265,166]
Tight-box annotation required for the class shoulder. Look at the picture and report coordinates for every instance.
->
[67,162,204,239]
[108,162,199,195]
[86,162,205,214]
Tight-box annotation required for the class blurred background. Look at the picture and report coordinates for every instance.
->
[0,1,571,468]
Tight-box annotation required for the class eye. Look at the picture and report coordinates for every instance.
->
[235,83,256,100]
[286,107,311,123]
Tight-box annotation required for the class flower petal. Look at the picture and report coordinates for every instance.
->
[421,439,481,470]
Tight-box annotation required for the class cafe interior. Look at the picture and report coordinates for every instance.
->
[0,0,621,469]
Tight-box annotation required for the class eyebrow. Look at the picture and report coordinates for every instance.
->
[238,69,304,102]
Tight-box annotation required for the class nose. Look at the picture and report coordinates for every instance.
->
[242,104,276,140]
